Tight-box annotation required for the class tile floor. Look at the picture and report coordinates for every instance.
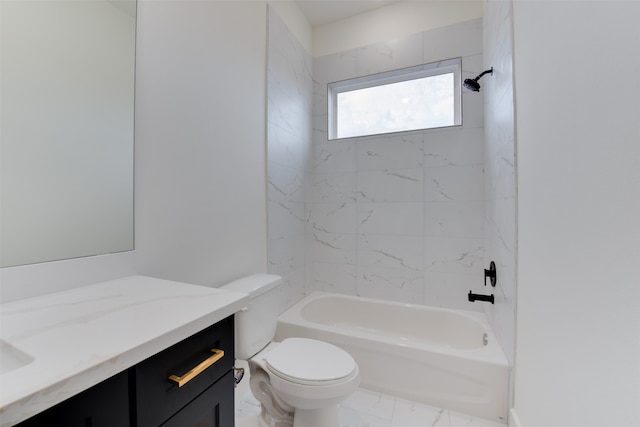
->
[234,362,507,427]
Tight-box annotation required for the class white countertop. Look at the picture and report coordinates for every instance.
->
[0,275,249,426]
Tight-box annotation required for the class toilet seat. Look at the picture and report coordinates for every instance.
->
[265,338,357,386]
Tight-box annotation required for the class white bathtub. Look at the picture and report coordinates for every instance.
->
[275,292,509,423]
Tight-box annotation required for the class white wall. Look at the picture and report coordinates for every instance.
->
[512,1,640,426]
[0,252,136,303]
[2,0,271,300]
[312,0,483,57]
[268,1,312,54]
[134,0,269,287]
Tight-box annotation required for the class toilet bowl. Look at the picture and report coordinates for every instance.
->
[221,274,360,427]
[250,338,359,427]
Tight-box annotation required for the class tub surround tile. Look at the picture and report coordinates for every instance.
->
[423,19,483,64]
[308,19,485,310]
[356,267,424,304]
[0,276,249,426]
[483,0,517,378]
[461,90,485,128]
[309,231,357,265]
[267,13,487,317]
[423,127,484,167]
[268,161,306,203]
[462,53,485,77]
[424,270,481,312]
[356,32,424,76]
[308,201,357,235]
[313,140,358,174]
[357,133,424,171]
[308,263,358,295]
[424,236,485,274]
[267,199,306,239]
[313,49,358,85]
[425,201,485,239]
[267,93,309,142]
[358,203,424,236]
[268,236,305,281]
[266,8,313,309]
[267,125,310,173]
[312,172,357,203]
[424,164,485,202]
[358,234,424,272]
[357,169,424,203]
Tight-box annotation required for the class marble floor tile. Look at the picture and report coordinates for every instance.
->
[235,386,506,427]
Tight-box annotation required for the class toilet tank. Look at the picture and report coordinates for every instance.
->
[220,274,281,360]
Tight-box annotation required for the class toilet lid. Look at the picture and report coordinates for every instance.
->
[266,338,356,385]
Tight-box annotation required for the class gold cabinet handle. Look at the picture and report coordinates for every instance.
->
[168,349,224,387]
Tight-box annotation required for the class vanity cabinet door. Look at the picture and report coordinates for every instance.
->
[134,315,234,427]
[15,371,129,427]
[160,370,235,427]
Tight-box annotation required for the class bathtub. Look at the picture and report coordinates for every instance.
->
[275,292,509,423]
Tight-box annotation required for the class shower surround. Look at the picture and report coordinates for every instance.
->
[267,10,487,312]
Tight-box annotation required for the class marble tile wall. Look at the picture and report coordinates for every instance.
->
[266,7,313,311]
[309,19,487,310]
[482,0,517,403]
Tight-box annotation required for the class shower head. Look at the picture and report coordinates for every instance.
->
[463,67,493,92]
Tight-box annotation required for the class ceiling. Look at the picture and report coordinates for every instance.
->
[295,0,402,27]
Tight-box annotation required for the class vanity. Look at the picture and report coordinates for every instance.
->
[0,276,249,427]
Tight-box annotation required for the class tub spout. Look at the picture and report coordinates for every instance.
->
[468,291,494,304]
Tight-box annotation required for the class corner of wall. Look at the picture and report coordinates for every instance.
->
[510,408,523,427]
[267,1,312,54]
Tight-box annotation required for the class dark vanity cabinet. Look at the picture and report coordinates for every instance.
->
[16,316,235,427]
[134,315,235,427]
[15,371,130,427]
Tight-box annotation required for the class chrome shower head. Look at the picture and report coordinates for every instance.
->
[463,67,493,92]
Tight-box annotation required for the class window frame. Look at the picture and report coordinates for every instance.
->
[327,57,462,140]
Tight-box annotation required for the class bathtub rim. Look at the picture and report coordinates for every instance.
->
[277,291,509,367]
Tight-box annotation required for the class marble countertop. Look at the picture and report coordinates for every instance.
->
[0,275,249,426]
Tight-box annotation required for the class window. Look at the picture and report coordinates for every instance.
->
[328,58,462,140]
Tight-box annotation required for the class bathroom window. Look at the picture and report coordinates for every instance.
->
[328,58,462,140]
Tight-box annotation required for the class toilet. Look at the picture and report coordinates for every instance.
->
[221,274,360,427]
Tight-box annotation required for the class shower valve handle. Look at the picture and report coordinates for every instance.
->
[484,261,497,287]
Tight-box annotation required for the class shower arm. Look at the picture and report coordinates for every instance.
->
[472,67,493,82]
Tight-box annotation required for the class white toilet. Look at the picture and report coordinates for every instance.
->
[221,274,360,427]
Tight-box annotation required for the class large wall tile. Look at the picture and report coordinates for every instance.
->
[425,200,485,238]
[356,32,424,76]
[423,127,484,167]
[357,169,423,203]
[266,8,312,309]
[305,18,486,307]
[483,0,517,402]
[424,164,484,202]
[357,132,424,171]
[312,172,357,203]
[357,266,424,303]
[357,202,424,236]
[358,234,424,271]
[308,262,357,294]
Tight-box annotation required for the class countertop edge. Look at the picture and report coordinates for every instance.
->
[0,276,249,426]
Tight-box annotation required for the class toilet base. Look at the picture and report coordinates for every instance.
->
[292,405,339,427]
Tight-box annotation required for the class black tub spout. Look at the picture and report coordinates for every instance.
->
[468,291,494,304]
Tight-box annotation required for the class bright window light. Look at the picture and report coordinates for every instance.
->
[328,58,462,140]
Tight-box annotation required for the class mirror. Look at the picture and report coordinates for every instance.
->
[1,0,136,267]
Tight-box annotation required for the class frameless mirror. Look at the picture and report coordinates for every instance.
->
[1,0,136,267]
